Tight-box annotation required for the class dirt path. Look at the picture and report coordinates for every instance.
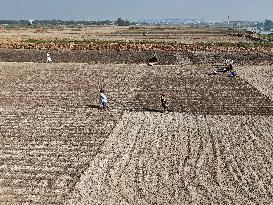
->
[68,111,273,205]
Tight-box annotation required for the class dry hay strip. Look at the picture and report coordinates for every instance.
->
[67,111,273,204]
[0,42,268,52]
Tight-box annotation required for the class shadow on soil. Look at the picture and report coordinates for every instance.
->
[142,107,163,113]
[86,104,100,109]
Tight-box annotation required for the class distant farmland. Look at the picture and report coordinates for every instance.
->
[0,26,273,204]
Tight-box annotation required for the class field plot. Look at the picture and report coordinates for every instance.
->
[0,62,273,204]
[1,49,273,66]
[132,65,273,115]
[105,27,255,44]
[0,26,253,44]
[0,62,146,204]
[69,111,273,205]
[238,65,273,101]
[0,26,124,42]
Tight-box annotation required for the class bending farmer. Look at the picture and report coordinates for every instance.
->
[99,89,108,109]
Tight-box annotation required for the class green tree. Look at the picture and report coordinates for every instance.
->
[264,20,273,31]
[115,18,130,26]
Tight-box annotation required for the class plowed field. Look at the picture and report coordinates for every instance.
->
[0,62,273,204]
[68,112,273,205]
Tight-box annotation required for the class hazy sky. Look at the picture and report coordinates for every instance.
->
[0,0,272,21]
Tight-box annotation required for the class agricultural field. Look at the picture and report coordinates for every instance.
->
[69,112,273,205]
[0,26,273,66]
[105,26,257,43]
[238,65,273,101]
[0,62,143,204]
[0,62,273,204]
[0,25,273,204]
[0,26,255,44]
[0,25,270,53]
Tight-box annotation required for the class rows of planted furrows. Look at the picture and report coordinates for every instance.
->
[0,63,147,204]
[0,62,273,204]
[105,27,259,42]
[68,111,273,204]
[131,66,273,115]
[0,49,273,65]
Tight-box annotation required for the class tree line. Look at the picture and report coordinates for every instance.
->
[256,20,273,31]
[0,18,136,26]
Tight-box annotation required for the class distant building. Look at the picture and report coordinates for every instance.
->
[137,18,262,28]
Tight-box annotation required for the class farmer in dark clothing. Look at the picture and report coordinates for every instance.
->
[161,93,169,111]
[148,53,159,66]
[223,60,234,73]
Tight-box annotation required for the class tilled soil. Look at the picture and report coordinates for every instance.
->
[0,106,119,204]
[0,62,273,204]
[68,111,273,205]
[132,66,273,115]
[0,63,146,204]
[238,65,273,101]
[0,49,176,65]
[0,49,273,65]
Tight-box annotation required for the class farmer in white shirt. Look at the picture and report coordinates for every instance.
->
[99,89,108,109]
[46,52,52,63]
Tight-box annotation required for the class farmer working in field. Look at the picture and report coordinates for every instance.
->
[223,59,234,73]
[210,59,235,75]
[99,89,108,109]
[161,93,169,112]
[147,53,159,66]
[46,52,52,63]
[224,60,237,77]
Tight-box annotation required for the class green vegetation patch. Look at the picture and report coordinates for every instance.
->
[26,36,273,50]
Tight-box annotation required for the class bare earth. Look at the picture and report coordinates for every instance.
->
[0,61,273,204]
[0,62,143,204]
[238,65,273,100]
[0,25,273,205]
[68,112,273,205]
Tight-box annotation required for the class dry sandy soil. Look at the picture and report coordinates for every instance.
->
[0,62,273,204]
[0,24,273,205]
[238,65,273,101]
[68,112,273,205]
[0,26,124,43]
